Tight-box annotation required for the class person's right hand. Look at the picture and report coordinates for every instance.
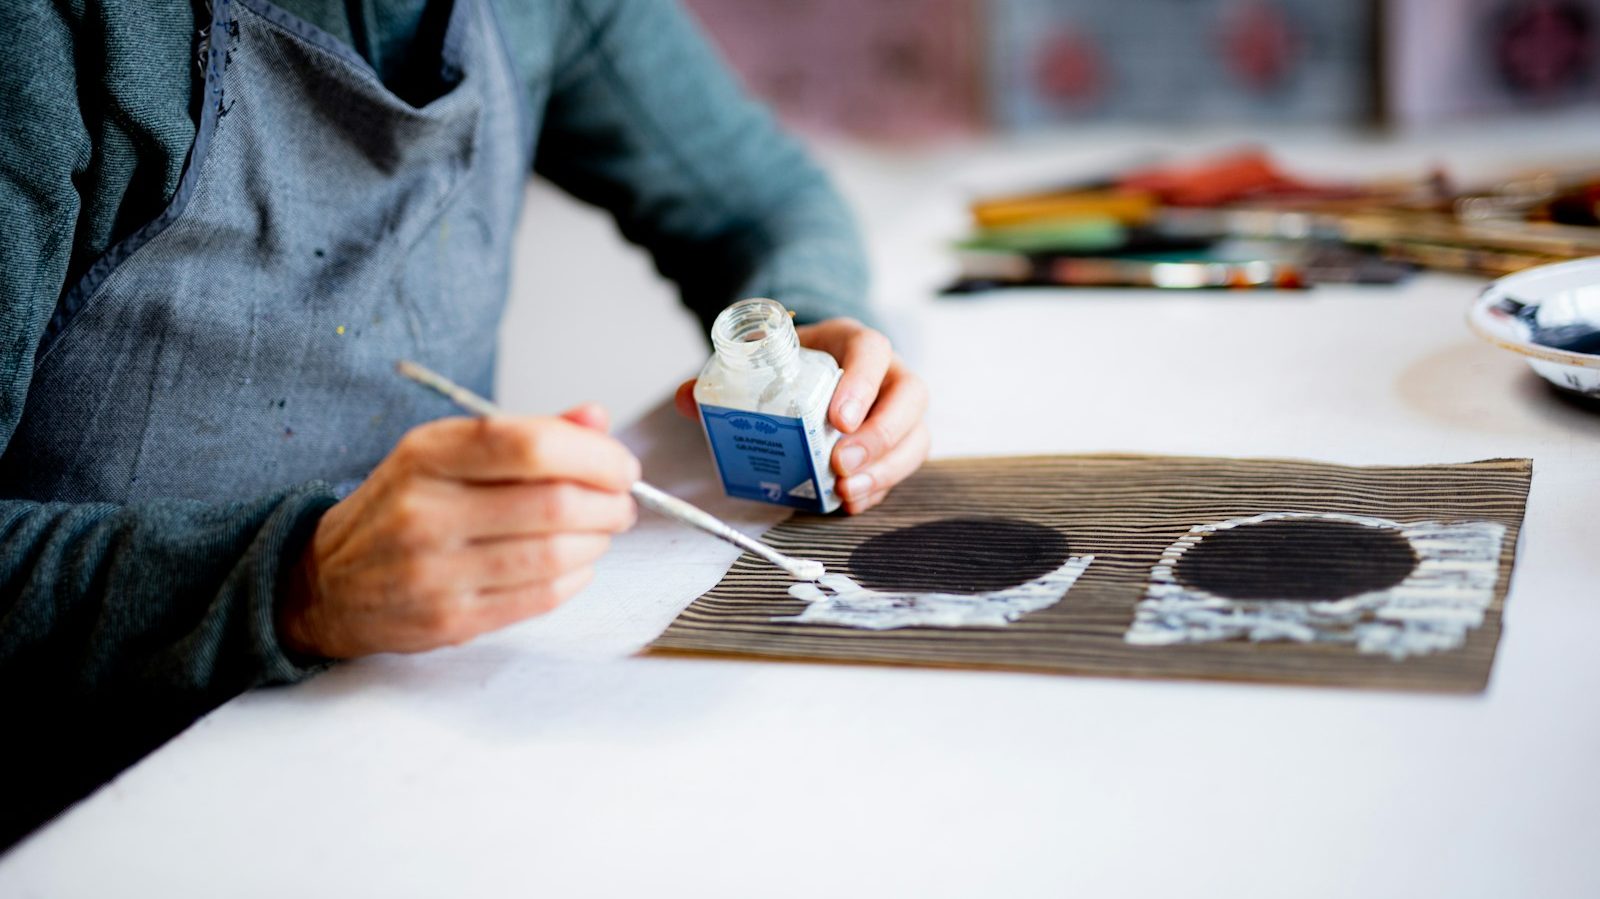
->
[276,406,640,658]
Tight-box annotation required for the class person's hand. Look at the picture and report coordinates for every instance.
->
[277,405,639,658]
[676,317,929,515]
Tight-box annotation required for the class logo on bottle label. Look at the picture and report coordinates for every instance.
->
[699,405,837,513]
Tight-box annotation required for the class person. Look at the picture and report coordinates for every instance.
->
[0,0,928,845]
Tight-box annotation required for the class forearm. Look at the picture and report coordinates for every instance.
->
[0,486,336,845]
[0,486,337,706]
[614,155,873,333]
[703,160,873,331]
[527,0,873,333]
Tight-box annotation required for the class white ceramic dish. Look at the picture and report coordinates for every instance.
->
[1470,257,1600,398]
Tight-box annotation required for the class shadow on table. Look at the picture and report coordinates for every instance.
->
[1394,340,1600,436]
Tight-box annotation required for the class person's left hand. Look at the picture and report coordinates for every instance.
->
[676,317,929,514]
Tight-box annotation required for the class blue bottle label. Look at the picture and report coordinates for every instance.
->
[699,404,837,512]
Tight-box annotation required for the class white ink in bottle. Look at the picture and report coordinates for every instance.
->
[695,298,843,513]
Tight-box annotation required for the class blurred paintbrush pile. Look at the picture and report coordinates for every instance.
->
[946,149,1600,293]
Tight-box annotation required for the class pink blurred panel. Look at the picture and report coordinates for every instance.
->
[987,0,1375,128]
[683,0,984,139]
[1387,0,1600,126]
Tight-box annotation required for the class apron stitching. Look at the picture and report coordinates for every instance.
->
[233,0,375,80]
[120,321,175,500]
[19,0,520,505]
[35,0,236,369]
[236,0,479,118]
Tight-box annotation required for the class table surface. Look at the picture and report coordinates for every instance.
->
[3,123,1599,898]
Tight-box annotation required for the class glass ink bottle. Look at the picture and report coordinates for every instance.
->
[695,298,843,513]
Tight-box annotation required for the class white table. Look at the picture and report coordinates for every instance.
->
[3,126,1598,898]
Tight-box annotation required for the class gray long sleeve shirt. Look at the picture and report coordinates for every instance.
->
[0,0,868,845]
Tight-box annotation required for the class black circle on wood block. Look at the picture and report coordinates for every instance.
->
[847,518,1071,594]
[1174,517,1418,601]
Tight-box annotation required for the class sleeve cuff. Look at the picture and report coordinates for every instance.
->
[248,482,341,685]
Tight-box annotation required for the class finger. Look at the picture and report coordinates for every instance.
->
[471,567,597,633]
[458,482,637,539]
[674,379,698,420]
[560,403,610,432]
[832,366,928,477]
[798,320,891,433]
[843,486,894,517]
[837,422,930,506]
[459,533,612,590]
[832,333,892,434]
[400,416,640,489]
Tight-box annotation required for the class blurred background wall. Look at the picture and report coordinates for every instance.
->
[682,0,1600,138]
[503,0,1600,423]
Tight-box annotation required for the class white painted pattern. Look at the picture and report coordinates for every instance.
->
[780,555,1094,630]
[1124,512,1507,659]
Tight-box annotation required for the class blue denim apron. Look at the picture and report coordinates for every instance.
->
[1,0,528,503]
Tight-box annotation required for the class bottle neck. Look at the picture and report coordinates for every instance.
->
[711,298,801,375]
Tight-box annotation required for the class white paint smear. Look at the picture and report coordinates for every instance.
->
[1123,512,1507,659]
[779,556,1094,630]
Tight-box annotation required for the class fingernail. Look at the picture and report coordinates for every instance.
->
[843,473,872,497]
[838,398,865,431]
[837,444,867,475]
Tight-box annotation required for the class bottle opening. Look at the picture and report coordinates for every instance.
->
[712,298,800,370]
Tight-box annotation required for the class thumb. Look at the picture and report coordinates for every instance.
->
[673,379,699,421]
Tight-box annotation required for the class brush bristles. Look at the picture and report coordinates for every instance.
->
[787,559,826,581]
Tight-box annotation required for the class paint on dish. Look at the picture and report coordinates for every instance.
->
[1501,294,1600,355]
[1124,511,1506,659]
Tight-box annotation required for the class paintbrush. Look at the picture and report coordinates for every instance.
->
[953,250,1309,290]
[395,360,826,582]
